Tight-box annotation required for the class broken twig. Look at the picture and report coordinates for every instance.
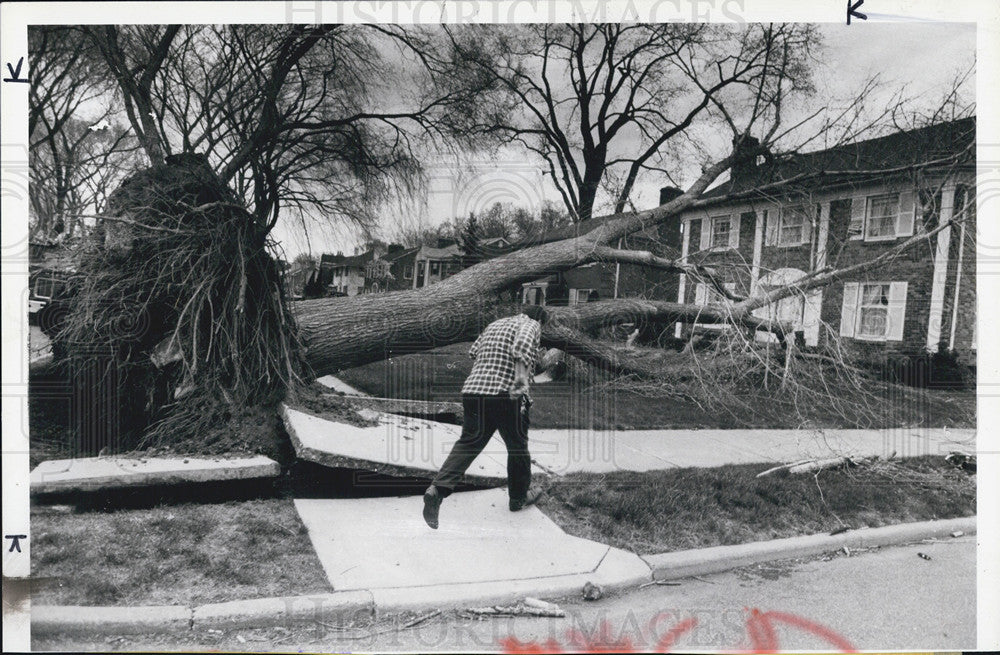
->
[467,604,565,618]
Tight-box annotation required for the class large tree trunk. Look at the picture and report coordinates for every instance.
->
[293,149,759,377]
[293,154,737,375]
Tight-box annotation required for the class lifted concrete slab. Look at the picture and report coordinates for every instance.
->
[30,455,280,495]
[283,404,513,483]
[332,395,463,423]
[294,488,645,593]
[315,375,369,396]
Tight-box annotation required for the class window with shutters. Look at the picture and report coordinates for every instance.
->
[840,280,907,341]
[865,194,899,239]
[778,205,808,245]
[710,215,730,248]
[857,283,890,338]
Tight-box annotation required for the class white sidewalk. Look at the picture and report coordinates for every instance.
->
[283,402,975,477]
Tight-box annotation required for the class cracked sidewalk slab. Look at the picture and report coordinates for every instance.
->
[282,404,522,483]
[29,455,280,495]
[292,488,645,591]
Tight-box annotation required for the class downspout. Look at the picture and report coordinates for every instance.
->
[949,217,967,351]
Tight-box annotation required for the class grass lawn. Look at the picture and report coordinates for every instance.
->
[537,455,976,555]
[31,499,331,606]
[335,342,975,429]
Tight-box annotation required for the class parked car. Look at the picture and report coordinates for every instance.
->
[28,271,71,326]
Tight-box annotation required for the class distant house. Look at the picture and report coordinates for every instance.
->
[284,262,315,298]
[412,242,463,289]
[359,244,415,293]
[481,236,512,249]
[671,117,976,362]
[368,239,464,291]
[319,251,373,296]
[317,239,465,297]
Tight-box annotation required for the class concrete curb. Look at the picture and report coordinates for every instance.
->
[30,516,975,635]
[642,516,976,581]
[31,604,192,634]
[192,591,375,630]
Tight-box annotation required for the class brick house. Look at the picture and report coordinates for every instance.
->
[672,117,976,363]
[359,241,465,292]
[369,245,421,292]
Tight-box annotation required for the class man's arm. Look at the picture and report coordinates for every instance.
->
[510,320,541,396]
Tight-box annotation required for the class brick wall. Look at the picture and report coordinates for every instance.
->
[675,175,975,358]
[681,210,757,302]
[821,191,937,355]
[563,264,616,300]
[386,251,417,291]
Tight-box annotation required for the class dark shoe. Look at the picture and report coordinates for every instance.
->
[509,488,544,512]
[423,489,442,529]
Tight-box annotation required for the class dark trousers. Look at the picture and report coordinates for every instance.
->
[432,394,531,501]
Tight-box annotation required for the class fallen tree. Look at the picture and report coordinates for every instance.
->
[33,24,975,452]
[291,150,767,375]
[291,182,963,378]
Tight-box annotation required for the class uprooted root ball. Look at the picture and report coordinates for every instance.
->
[54,153,305,454]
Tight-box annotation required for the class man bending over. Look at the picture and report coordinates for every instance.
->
[422,304,548,529]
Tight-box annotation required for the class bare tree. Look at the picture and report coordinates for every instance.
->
[28,26,140,241]
[441,23,819,221]
[81,24,496,235]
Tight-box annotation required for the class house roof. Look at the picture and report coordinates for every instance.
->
[383,246,419,262]
[339,251,376,268]
[698,116,976,204]
[494,118,975,251]
[417,243,461,259]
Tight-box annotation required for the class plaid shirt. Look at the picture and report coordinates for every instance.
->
[462,313,542,400]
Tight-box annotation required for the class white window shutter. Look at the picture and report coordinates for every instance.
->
[896,191,915,237]
[886,281,908,341]
[699,218,711,250]
[849,196,866,238]
[695,283,707,305]
[803,289,822,346]
[728,213,740,249]
[764,209,777,246]
[568,289,577,305]
[840,282,859,337]
[804,204,818,245]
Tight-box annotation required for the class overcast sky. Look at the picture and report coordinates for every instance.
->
[271,21,976,260]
